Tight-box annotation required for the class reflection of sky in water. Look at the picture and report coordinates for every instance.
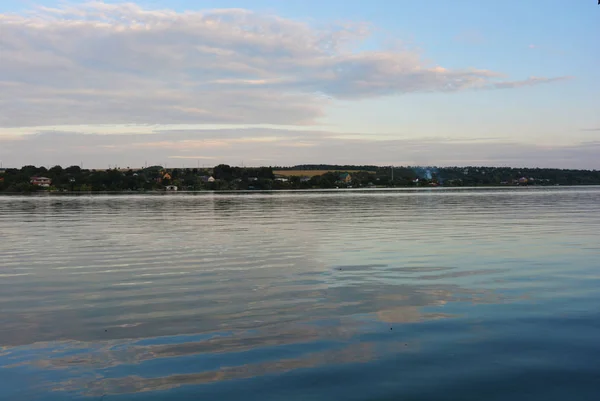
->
[1,188,600,400]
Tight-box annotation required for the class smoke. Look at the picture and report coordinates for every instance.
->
[414,167,434,180]
[414,166,443,184]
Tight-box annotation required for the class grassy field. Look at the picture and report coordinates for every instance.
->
[274,170,373,177]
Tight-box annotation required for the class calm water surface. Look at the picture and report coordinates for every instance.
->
[1,187,599,400]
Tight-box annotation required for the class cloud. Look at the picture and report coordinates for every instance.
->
[492,76,572,89]
[0,2,568,128]
[1,129,598,169]
[168,156,217,160]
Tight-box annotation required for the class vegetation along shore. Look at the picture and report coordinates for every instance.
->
[1,164,599,193]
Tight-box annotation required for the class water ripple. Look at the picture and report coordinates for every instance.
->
[1,187,599,400]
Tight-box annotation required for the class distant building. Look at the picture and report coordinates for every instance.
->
[339,173,352,183]
[300,176,311,183]
[165,185,178,191]
[275,177,288,182]
[0,169,5,174]
[30,176,52,187]
[163,173,172,180]
[200,176,215,183]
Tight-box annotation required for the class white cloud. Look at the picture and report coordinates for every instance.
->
[0,2,568,128]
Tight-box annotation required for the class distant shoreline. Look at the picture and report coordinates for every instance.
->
[2,185,599,197]
[2,165,599,193]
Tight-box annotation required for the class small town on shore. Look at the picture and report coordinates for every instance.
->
[1,164,599,193]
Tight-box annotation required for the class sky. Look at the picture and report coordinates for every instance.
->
[0,0,598,169]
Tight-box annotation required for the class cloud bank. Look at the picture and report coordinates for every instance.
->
[1,129,597,169]
[0,2,569,128]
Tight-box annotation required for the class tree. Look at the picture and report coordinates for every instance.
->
[213,164,233,180]
[65,165,82,175]
[49,165,63,175]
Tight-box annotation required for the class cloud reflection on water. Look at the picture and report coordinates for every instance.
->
[3,189,592,398]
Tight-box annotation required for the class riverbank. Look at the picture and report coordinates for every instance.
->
[2,164,599,193]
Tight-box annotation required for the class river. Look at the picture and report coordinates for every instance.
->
[1,187,599,400]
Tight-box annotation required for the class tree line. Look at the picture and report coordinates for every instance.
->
[0,164,599,193]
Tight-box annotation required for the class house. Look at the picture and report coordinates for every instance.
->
[300,176,311,183]
[200,176,215,183]
[30,176,52,187]
[163,173,172,180]
[339,173,352,183]
[275,177,288,182]
[165,185,178,191]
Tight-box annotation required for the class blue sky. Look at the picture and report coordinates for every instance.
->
[0,1,598,168]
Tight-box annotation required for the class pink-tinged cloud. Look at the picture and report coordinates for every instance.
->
[0,3,568,128]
